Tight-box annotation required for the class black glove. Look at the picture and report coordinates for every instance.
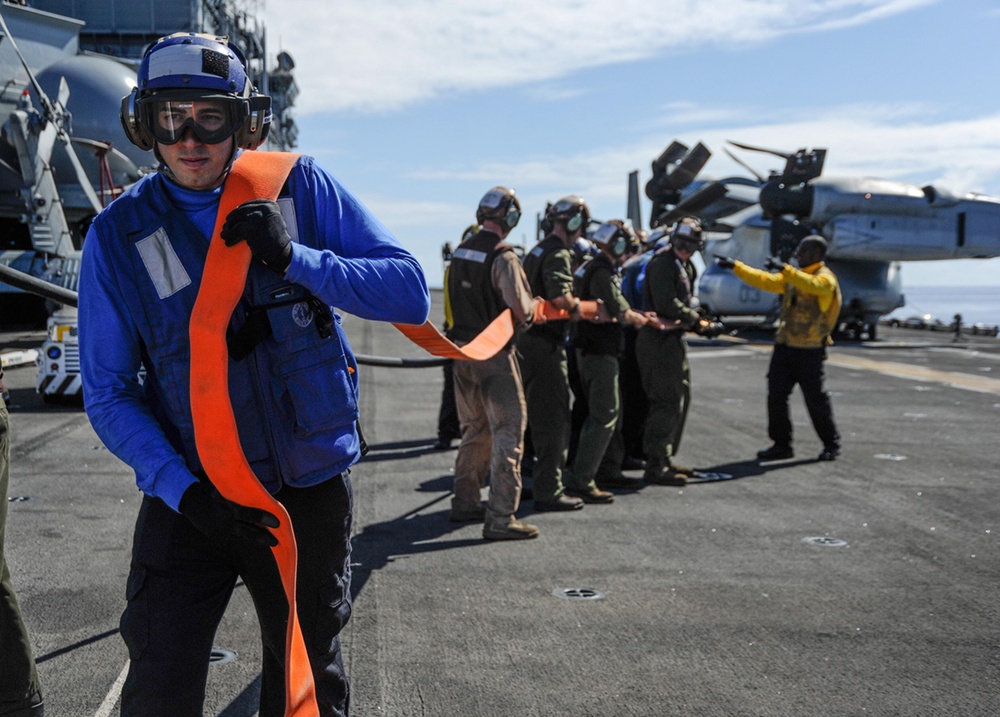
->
[221,199,293,274]
[179,480,280,547]
[764,257,787,272]
[714,254,736,270]
[694,318,725,338]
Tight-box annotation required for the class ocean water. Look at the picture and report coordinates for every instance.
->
[886,285,1000,327]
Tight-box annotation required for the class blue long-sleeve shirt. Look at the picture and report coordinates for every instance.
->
[79,155,430,511]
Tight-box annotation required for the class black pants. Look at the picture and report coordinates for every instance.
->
[618,327,647,462]
[120,476,354,717]
[437,361,461,443]
[766,344,840,450]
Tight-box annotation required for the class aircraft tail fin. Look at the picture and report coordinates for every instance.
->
[627,170,642,230]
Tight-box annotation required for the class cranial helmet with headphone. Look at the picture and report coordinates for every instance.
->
[670,216,705,252]
[121,33,271,152]
[592,219,639,258]
[476,186,521,233]
[546,194,590,234]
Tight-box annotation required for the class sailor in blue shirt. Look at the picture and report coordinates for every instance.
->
[78,33,429,717]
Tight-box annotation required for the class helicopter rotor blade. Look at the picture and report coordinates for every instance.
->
[723,147,767,183]
[652,180,728,228]
[726,139,791,160]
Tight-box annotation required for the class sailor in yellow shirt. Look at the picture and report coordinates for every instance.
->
[715,235,842,462]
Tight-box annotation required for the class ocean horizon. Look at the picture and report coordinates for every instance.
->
[888,285,1000,327]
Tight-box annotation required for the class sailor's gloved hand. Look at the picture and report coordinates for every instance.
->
[694,318,726,338]
[714,254,736,270]
[764,257,787,272]
[179,480,280,547]
[221,199,293,274]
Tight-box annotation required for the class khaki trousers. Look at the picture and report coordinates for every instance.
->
[453,345,527,523]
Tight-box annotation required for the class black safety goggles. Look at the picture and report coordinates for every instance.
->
[138,96,247,145]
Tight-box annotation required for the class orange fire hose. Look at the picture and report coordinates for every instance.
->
[188,150,318,717]
[189,151,567,715]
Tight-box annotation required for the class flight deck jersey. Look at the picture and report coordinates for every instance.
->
[446,229,512,344]
[79,156,430,511]
[642,246,700,329]
[571,254,630,356]
[733,261,841,348]
[523,234,573,343]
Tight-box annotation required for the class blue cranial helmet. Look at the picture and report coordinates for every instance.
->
[121,33,271,151]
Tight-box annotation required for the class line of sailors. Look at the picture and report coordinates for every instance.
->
[441,186,722,540]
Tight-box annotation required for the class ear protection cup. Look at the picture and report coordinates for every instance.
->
[612,237,628,257]
[502,203,521,232]
[237,95,272,149]
[120,91,154,151]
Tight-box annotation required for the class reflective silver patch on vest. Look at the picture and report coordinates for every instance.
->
[292,301,314,328]
[135,228,192,299]
[454,247,487,263]
[278,197,300,244]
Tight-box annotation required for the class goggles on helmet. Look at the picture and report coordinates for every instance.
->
[138,95,247,145]
[121,33,271,152]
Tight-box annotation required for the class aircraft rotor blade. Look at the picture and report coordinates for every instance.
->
[723,147,766,183]
[727,139,791,160]
[653,180,728,228]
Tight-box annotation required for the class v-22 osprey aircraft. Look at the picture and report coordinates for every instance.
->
[629,140,1000,339]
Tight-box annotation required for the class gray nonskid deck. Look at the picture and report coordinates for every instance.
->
[2,295,998,715]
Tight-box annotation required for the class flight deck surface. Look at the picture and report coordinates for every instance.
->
[2,290,998,716]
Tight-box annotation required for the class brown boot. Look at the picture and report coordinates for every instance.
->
[565,486,615,504]
[667,460,695,475]
[483,518,540,541]
[644,465,688,486]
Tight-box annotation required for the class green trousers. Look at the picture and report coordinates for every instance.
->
[566,352,622,490]
[0,401,42,705]
[636,329,690,469]
[518,332,571,502]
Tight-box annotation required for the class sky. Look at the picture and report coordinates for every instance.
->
[262,0,1000,291]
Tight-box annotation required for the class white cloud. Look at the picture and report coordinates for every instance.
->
[264,0,937,114]
[402,104,1000,213]
[382,101,1000,270]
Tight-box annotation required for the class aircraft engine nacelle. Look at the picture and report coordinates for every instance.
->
[808,177,930,221]
[827,259,904,322]
[824,201,1000,263]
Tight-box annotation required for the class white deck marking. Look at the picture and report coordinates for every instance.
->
[94,662,129,717]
